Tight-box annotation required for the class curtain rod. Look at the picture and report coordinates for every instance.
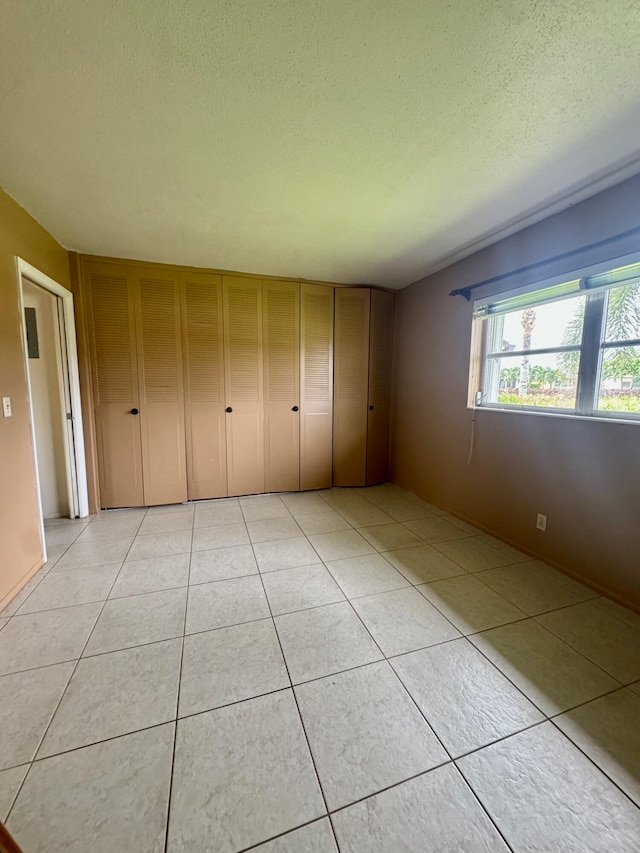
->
[449,224,640,301]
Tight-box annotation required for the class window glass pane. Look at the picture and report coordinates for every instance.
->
[597,345,640,415]
[491,294,586,353]
[490,352,578,409]
[603,282,640,343]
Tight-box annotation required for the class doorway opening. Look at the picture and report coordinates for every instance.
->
[17,258,89,560]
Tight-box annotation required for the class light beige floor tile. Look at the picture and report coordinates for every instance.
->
[189,544,257,584]
[0,764,28,822]
[537,600,640,683]
[320,490,372,510]
[253,537,321,572]
[92,508,146,522]
[8,724,174,853]
[18,565,120,614]
[0,604,101,675]
[40,639,181,757]
[296,661,447,810]
[240,495,291,522]
[325,554,410,598]
[432,536,517,571]
[441,515,484,535]
[332,764,509,853]
[458,722,640,852]
[368,496,438,522]
[44,516,93,528]
[591,596,640,632]
[307,530,375,562]
[191,523,248,551]
[555,687,640,805]
[39,544,67,572]
[52,538,132,571]
[0,662,74,769]
[477,560,597,615]
[469,619,619,715]
[359,523,424,552]
[475,534,531,563]
[0,574,46,617]
[252,819,338,852]
[392,639,543,757]
[145,502,194,517]
[84,588,186,656]
[296,511,352,535]
[403,516,471,543]
[137,512,193,535]
[194,502,244,528]
[336,505,395,528]
[75,517,142,542]
[127,529,193,561]
[280,492,332,516]
[168,692,324,853]
[417,574,526,634]
[384,544,467,584]
[179,619,289,716]
[185,576,269,634]
[247,517,303,543]
[262,564,345,615]
[109,553,190,598]
[275,601,383,683]
[45,525,86,547]
[352,588,460,657]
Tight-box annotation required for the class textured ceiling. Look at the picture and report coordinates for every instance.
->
[1,1,640,288]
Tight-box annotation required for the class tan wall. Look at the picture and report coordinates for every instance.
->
[391,175,640,609]
[0,189,72,608]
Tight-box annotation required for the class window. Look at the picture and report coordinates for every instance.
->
[471,260,640,419]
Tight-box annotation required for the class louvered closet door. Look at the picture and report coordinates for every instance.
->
[263,280,300,493]
[333,288,370,487]
[85,264,143,508]
[223,277,265,496]
[300,283,334,490]
[367,290,395,485]
[135,273,187,506]
[181,273,227,499]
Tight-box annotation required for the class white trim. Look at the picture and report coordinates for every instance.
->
[16,259,89,529]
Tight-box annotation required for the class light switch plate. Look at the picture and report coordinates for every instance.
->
[2,397,12,417]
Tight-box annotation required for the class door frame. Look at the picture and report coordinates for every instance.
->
[16,258,90,551]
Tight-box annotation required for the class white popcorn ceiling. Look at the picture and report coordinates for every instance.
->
[1,0,640,288]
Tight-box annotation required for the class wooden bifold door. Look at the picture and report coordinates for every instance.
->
[86,262,187,507]
[84,258,392,507]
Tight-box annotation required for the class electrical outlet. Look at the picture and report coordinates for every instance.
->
[2,397,11,418]
[536,513,547,532]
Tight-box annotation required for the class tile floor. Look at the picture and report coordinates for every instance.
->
[1,484,639,852]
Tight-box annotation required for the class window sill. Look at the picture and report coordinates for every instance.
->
[467,404,640,426]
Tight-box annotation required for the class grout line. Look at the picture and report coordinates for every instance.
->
[3,508,148,824]
[162,501,195,853]
[248,534,344,849]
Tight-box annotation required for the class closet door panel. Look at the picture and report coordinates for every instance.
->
[181,273,227,499]
[264,280,300,493]
[367,290,395,485]
[333,288,370,487]
[85,264,143,508]
[300,284,334,490]
[136,274,187,506]
[223,277,264,496]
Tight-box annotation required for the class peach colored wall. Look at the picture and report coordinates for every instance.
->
[0,188,72,608]
[391,175,640,608]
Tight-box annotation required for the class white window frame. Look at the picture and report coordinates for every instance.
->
[470,253,640,423]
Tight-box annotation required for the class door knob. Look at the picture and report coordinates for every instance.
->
[292,406,299,412]
[369,405,374,411]
[225,406,233,413]
[130,408,139,415]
